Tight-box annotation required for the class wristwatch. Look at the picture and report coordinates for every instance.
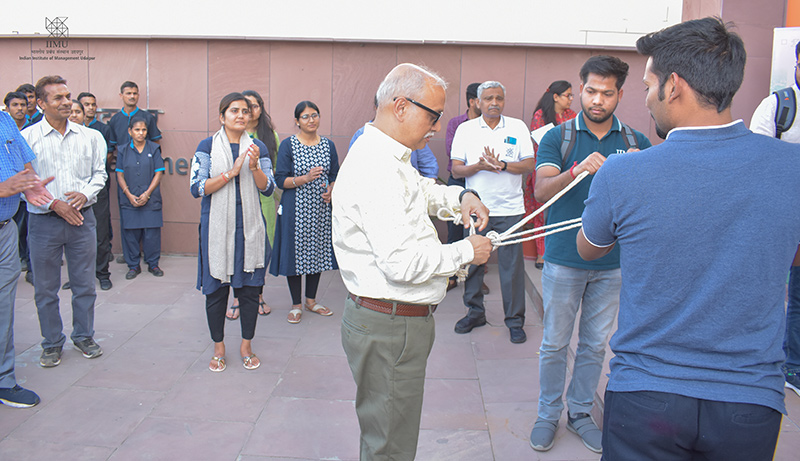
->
[501,160,508,171]
[223,172,231,182]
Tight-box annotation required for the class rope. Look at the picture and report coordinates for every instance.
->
[437,171,590,279]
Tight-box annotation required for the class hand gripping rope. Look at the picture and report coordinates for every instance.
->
[437,171,589,281]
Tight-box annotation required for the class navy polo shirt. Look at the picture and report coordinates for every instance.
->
[108,107,162,149]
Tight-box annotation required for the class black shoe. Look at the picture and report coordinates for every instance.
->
[481,283,490,295]
[107,253,114,263]
[99,279,112,290]
[73,338,103,359]
[40,346,62,367]
[62,281,70,290]
[116,255,126,264]
[24,271,33,285]
[454,315,487,334]
[125,267,141,280]
[148,266,164,277]
[0,385,40,408]
[510,327,527,344]
[446,278,457,292]
[20,260,28,272]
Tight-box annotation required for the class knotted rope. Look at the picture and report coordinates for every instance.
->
[438,171,589,281]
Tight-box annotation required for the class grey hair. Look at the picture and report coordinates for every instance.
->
[376,63,447,107]
[477,81,506,99]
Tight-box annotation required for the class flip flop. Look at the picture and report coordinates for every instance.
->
[287,308,302,324]
[209,356,226,372]
[258,299,271,316]
[243,354,260,370]
[226,304,239,321]
[304,302,333,316]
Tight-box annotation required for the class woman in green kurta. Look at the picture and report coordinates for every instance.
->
[226,90,280,320]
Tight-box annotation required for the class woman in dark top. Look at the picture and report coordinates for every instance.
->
[116,115,165,278]
[269,101,338,324]
[190,92,276,372]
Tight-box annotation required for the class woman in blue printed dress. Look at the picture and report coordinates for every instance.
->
[269,101,338,324]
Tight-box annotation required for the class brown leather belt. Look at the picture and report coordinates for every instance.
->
[349,293,436,317]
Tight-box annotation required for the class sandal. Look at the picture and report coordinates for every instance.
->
[209,356,226,372]
[226,304,240,321]
[242,354,260,370]
[304,302,333,316]
[287,308,302,324]
[258,298,271,316]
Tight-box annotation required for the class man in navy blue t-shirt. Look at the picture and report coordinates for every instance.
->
[579,17,800,460]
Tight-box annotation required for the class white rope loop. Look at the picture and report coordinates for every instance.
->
[436,171,590,280]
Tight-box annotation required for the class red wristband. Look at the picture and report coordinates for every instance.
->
[569,161,578,179]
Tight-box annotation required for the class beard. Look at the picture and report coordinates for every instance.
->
[582,105,614,124]
[654,123,668,139]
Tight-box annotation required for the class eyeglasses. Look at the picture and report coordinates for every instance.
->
[561,93,574,100]
[394,97,443,124]
[299,113,319,120]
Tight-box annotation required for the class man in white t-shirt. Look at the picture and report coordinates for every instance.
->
[450,81,535,343]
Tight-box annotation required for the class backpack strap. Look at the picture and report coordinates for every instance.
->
[620,122,639,150]
[559,118,577,169]
[774,87,796,139]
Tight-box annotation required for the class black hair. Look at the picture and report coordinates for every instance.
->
[579,55,629,91]
[71,99,84,114]
[795,41,800,60]
[128,114,147,129]
[294,100,320,120]
[120,81,138,93]
[242,90,277,161]
[636,17,745,113]
[534,80,572,126]
[219,92,249,116]
[15,84,34,94]
[4,91,27,107]
[77,92,96,102]
[34,75,67,102]
[465,82,480,106]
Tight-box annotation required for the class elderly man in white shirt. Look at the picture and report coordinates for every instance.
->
[450,81,536,344]
[333,63,492,461]
[21,76,107,369]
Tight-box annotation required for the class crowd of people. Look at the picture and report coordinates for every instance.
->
[1,15,799,461]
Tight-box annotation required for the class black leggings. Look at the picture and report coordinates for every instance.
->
[287,273,321,305]
[206,285,260,343]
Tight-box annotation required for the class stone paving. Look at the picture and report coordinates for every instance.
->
[0,256,799,460]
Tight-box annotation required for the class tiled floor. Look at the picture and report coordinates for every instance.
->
[1,256,799,460]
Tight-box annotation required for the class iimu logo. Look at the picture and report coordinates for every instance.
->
[45,17,68,48]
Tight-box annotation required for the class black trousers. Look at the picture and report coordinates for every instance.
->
[287,273,321,305]
[93,182,111,280]
[602,390,781,461]
[205,285,259,343]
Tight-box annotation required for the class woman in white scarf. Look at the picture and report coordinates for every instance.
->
[190,92,275,372]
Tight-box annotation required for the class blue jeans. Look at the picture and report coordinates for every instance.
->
[784,265,800,374]
[537,261,620,421]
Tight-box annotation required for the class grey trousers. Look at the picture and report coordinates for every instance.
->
[0,222,21,388]
[29,210,97,349]
[341,295,435,461]
[463,214,526,328]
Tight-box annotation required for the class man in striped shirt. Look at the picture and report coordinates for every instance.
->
[21,75,107,368]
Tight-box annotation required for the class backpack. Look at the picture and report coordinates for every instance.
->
[558,117,639,167]
[773,87,796,139]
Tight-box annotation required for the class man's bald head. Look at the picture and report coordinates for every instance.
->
[376,63,446,109]
[372,63,447,151]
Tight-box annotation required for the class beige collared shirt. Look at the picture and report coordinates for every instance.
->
[332,124,474,305]
[22,117,108,213]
